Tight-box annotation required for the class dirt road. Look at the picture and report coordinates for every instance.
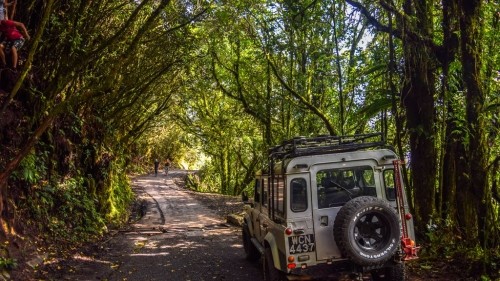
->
[36,170,455,281]
[41,170,261,281]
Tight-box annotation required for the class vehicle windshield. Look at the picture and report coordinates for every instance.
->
[316,166,376,208]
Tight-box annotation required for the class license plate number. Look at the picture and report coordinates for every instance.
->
[288,234,315,254]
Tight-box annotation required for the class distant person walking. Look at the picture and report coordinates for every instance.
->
[164,159,171,176]
[154,159,160,176]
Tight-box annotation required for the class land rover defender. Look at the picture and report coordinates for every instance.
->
[242,133,418,280]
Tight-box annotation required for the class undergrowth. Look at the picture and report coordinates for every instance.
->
[16,160,133,244]
[24,177,106,243]
[418,219,500,280]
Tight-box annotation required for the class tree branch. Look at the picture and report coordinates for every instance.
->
[346,0,401,37]
[266,54,337,136]
[345,0,441,52]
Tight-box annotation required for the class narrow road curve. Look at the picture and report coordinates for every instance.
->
[42,170,262,281]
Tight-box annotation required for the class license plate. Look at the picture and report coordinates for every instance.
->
[288,234,315,254]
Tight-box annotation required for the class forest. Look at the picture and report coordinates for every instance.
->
[0,0,498,279]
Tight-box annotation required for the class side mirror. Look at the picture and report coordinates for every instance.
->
[241,191,254,207]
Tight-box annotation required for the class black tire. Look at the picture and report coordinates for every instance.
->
[333,196,401,266]
[263,247,285,281]
[371,262,407,281]
[242,224,260,262]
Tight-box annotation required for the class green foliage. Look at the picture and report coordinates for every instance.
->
[104,166,134,226]
[13,151,43,184]
[184,172,203,192]
[421,218,500,279]
[22,162,133,242]
[136,122,202,170]
[423,218,463,258]
[195,163,223,193]
[0,257,17,270]
[358,96,392,120]
[25,177,106,242]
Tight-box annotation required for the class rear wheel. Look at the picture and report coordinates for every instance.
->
[371,263,406,281]
[242,224,260,261]
[263,247,285,281]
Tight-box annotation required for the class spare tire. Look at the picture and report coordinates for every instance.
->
[333,196,401,266]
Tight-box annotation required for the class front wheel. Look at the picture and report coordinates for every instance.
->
[242,224,260,261]
[263,248,285,281]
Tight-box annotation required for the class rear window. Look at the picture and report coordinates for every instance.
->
[290,178,307,212]
[316,166,375,208]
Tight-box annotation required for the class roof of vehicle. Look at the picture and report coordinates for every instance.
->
[268,133,388,160]
[266,133,398,174]
[282,148,398,174]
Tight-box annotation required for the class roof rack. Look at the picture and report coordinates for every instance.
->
[268,133,386,160]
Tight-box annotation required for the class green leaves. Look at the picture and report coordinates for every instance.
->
[0,257,17,271]
[358,96,392,120]
[15,151,42,184]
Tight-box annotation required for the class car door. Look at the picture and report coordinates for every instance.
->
[251,177,264,241]
[310,160,380,261]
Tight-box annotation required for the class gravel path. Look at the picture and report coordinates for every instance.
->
[171,170,244,215]
[37,170,260,281]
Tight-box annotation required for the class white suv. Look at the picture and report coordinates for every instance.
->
[242,134,418,281]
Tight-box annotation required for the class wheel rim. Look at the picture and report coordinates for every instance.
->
[353,212,391,252]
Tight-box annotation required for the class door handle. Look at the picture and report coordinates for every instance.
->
[293,229,305,234]
[320,216,329,226]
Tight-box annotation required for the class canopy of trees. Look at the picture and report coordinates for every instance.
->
[0,0,498,279]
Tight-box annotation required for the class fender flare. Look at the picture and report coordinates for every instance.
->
[264,232,281,270]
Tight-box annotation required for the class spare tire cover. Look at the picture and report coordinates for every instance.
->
[333,196,401,266]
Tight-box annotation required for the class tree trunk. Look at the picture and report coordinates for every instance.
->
[439,0,460,222]
[265,60,273,146]
[388,14,412,211]
[401,0,437,232]
[459,0,488,244]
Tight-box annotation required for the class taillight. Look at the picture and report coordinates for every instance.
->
[405,213,412,220]
[285,228,293,235]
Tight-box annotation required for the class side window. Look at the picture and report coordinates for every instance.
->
[383,169,396,200]
[253,179,260,203]
[262,178,269,216]
[274,175,285,216]
[262,178,268,207]
[290,178,307,212]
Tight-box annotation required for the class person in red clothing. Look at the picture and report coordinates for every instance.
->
[0,19,30,70]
